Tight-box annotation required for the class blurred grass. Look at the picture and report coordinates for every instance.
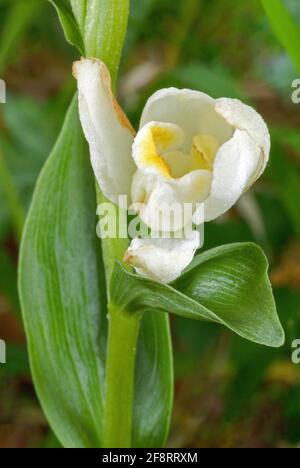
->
[261,0,300,74]
[0,0,41,74]
[0,0,300,448]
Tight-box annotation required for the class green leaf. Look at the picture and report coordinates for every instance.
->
[19,97,173,447]
[71,0,130,83]
[133,312,173,448]
[50,1,130,83]
[261,0,300,74]
[48,0,85,55]
[111,243,284,348]
[19,97,107,448]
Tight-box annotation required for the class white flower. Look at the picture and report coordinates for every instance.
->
[74,58,270,284]
[124,232,200,284]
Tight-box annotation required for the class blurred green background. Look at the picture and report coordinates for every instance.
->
[0,0,300,448]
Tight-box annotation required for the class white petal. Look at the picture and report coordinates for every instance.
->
[204,130,261,222]
[215,98,270,182]
[73,58,136,204]
[124,232,200,283]
[131,169,212,232]
[140,88,233,153]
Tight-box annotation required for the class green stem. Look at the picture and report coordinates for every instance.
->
[72,0,138,448]
[104,304,142,448]
[0,148,25,241]
[96,185,129,296]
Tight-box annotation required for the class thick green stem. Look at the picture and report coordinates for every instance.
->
[96,185,129,295]
[104,304,142,448]
[72,0,138,448]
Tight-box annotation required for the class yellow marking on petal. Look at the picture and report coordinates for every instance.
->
[191,134,219,171]
[140,127,171,178]
[135,123,186,178]
[150,125,179,151]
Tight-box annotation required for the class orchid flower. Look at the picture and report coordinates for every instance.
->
[73,58,270,284]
